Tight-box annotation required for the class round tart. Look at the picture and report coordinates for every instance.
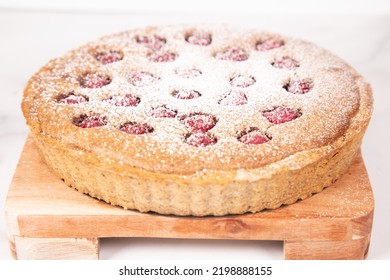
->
[22,25,373,216]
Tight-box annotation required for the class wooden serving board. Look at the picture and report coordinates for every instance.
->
[5,136,374,260]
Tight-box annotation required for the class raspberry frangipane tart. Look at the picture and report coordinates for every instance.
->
[22,25,373,216]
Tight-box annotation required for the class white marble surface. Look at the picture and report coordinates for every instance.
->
[0,9,389,260]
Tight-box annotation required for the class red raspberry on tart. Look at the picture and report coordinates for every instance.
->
[256,38,284,51]
[182,113,217,133]
[215,47,248,61]
[128,71,158,87]
[106,94,140,107]
[94,50,123,64]
[135,34,166,50]
[238,128,270,145]
[80,73,111,88]
[263,107,301,124]
[172,89,201,100]
[185,132,217,147]
[186,31,212,46]
[120,122,153,135]
[57,92,88,104]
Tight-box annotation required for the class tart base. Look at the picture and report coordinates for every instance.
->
[32,123,365,216]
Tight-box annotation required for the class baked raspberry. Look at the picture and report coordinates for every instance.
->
[263,107,301,124]
[95,50,123,64]
[172,89,201,100]
[219,91,248,106]
[215,48,248,61]
[107,94,140,107]
[182,114,217,133]
[285,78,313,94]
[74,115,107,128]
[272,57,299,70]
[58,93,88,104]
[135,35,166,50]
[175,68,202,78]
[186,31,212,46]
[128,71,158,87]
[185,132,217,147]
[230,75,256,88]
[80,73,111,88]
[256,39,284,51]
[238,129,269,145]
[149,51,176,62]
[150,106,177,118]
[120,122,153,135]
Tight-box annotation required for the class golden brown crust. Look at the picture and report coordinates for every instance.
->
[22,25,373,216]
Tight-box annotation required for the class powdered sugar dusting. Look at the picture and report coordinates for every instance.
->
[23,24,364,174]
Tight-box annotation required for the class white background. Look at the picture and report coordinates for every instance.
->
[1,0,390,260]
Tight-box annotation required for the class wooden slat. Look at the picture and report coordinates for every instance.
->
[284,234,371,260]
[14,237,99,260]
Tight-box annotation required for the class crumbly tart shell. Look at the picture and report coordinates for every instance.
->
[29,79,372,216]
[22,25,373,216]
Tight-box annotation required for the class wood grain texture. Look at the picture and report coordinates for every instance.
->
[284,235,371,260]
[5,136,374,259]
[14,237,99,260]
